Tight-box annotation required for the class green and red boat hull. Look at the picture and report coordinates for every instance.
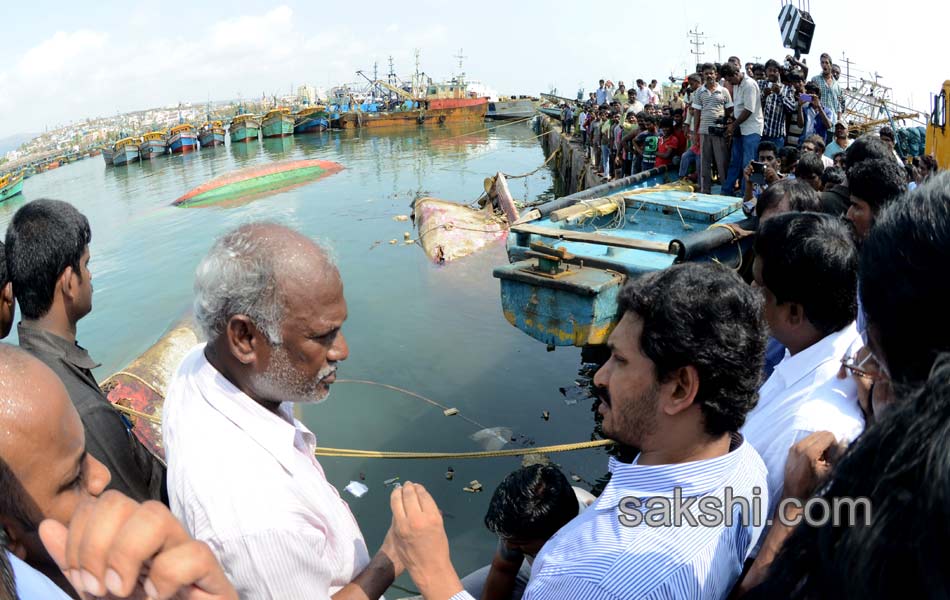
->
[173,159,344,208]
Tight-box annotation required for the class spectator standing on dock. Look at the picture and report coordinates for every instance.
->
[798,83,833,147]
[635,79,651,106]
[802,135,834,168]
[693,63,734,193]
[845,158,906,241]
[600,114,614,179]
[613,82,627,104]
[760,59,799,149]
[595,80,608,106]
[162,223,435,599]
[589,111,602,167]
[811,53,844,129]
[577,108,588,145]
[824,121,852,157]
[386,263,769,600]
[878,127,904,165]
[743,212,864,527]
[635,116,659,172]
[561,104,573,135]
[722,62,764,196]
[655,117,682,170]
[5,199,167,504]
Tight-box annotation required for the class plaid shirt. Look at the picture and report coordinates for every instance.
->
[759,81,798,139]
[811,75,843,122]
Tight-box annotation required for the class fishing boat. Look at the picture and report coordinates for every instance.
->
[492,169,755,347]
[138,132,167,160]
[336,76,488,129]
[111,137,140,167]
[101,146,114,166]
[413,172,519,263]
[0,172,24,203]
[293,106,330,134]
[485,98,537,120]
[229,113,261,143]
[261,108,294,138]
[197,121,226,148]
[167,124,198,154]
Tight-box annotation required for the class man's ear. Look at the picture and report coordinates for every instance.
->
[661,365,700,417]
[58,266,77,303]
[0,518,31,561]
[787,302,805,327]
[226,315,264,366]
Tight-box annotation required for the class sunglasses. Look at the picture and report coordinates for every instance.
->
[840,350,889,382]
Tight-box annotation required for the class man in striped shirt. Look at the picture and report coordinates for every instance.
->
[388,263,770,600]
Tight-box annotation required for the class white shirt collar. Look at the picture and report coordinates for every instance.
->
[193,344,317,474]
[771,322,858,390]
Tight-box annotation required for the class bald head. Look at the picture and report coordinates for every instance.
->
[194,222,338,344]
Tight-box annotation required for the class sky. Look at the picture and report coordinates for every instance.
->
[1,0,946,138]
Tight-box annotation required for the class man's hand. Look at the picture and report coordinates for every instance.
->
[764,166,781,184]
[390,483,463,600]
[378,526,405,577]
[743,162,754,182]
[39,490,237,599]
[782,432,847,501]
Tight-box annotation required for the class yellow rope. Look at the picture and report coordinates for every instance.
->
[104,376,613,460]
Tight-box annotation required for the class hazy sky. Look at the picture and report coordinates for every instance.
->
[1,0,945,138]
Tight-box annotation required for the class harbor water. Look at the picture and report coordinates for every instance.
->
[0,122,611,591]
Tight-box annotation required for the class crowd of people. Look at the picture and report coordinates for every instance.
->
[562,56,936,208]
[0,56,949,600]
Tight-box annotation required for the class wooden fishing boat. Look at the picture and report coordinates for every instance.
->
[492,169,755,347]
[413,172,519,264]
[167,124,198,154]
[0,172,24,203]
[111,137,140,167]
[101,146,114,166]
[261,108,294,138]
[336,77,488,129]
[138,131,167,160]
[229,113,260,143]
[293,106,330,134]
[197,121,226,148]
[101,319,201,462]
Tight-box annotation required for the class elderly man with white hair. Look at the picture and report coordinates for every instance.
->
[163,223,409,600]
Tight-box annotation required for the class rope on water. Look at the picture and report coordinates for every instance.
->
[103,376,614,460]
[502,146,561,179]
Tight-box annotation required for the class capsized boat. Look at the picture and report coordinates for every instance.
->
[138,131,167,160]
[413,172,519,264]
[261,108,294,138]
[0,172,24,203]
[111,137,140,166]
[293,106,330,134]
[173,159,344,208]
[168,124,198,154]
[229,113,260,143]
[102,318,202,462]
[492,169,755,347]
[198,121,226,148]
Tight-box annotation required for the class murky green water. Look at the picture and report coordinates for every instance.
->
[1,122,609,591]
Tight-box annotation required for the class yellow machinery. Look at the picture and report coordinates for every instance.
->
[925,80,950,169]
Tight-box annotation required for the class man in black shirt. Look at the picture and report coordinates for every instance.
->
[5,199,166,503]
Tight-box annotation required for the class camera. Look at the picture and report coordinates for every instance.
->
[708,116,728,137]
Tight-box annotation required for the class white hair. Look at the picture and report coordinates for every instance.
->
[193,224,286,344]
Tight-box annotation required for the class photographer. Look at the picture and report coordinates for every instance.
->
[760,59,799,149]
[691,62,734,194]
[797,82,832,146]
[722,62,764,197]
[743,141,783,206]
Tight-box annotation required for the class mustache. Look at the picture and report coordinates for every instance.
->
[316,365,337,382]
[593,386,611,406]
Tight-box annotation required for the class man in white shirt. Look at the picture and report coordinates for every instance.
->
[722,62,764,197]
[163,223,410,600]
[743,212,865,521]
[635,79,652,106]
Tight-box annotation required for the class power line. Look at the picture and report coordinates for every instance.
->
[688,26,706,65]
[713,43,726,63]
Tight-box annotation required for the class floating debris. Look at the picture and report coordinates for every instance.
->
[389,239,398,245]
[470,427,513,451]
[359,472,366,481]
[541,410,550,421]
[403,232,412,241]
[383,477,400,486]
[393,215,410,222]
[559,385,592,406]
[443,407,459,417]
[463,480,484,493]
[570,474,582,483]
[344,481,369,498]
[445,467,455,480]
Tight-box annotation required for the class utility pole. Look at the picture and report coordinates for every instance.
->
[713,42,725,63]
[688,26,706,66]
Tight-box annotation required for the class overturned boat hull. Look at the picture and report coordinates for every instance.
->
[173,159,344,207]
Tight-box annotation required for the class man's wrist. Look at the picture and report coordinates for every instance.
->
[413,561,464,600]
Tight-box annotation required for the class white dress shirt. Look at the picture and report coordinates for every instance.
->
[733,74,764,136]
[742,322,865,518]
[163,344,371,600]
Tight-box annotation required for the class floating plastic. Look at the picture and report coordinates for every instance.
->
[470,427,513,451]
[344,481,369,498]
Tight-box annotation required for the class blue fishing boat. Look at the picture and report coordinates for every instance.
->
[0,172,24,203]
[293,106,330,134]
[101,146,114,166]
[111,137,140,167]
[168,124,198,154]
[138,131,167,160]
[492,169,754,347]
[198,121,226,148]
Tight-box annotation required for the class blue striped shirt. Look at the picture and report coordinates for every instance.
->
[520,435,768,600]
